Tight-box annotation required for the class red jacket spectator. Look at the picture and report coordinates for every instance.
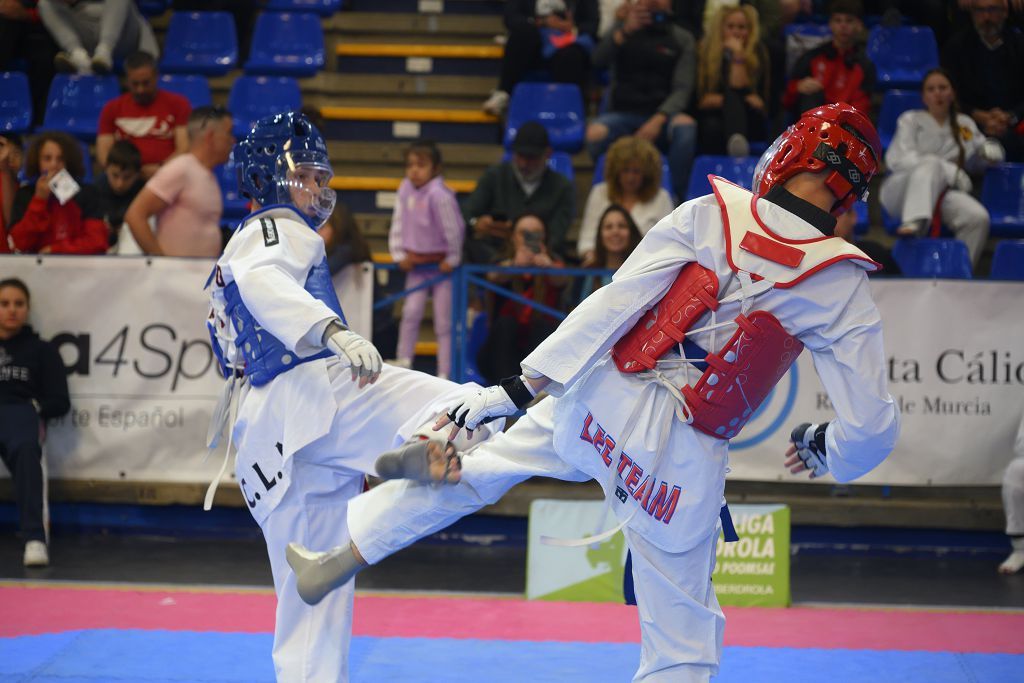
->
[7,131,108,255]
[783,41,875,116]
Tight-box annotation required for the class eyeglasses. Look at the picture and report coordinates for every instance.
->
[196,106,230,130]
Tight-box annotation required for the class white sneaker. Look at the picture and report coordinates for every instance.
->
[91,44,113,75]
[727,133,750,159]
[896,219,926,237]
[54,48,91,75]
[24,540,49,567]
[482,90,509,116]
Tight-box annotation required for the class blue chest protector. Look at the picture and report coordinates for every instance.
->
[209,207,348,387]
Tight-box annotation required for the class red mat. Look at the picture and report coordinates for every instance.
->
[3,584,1022,654]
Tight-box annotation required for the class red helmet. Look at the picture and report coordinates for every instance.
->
[752,103,882,214]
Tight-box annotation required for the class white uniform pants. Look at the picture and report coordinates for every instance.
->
[348,398,726,682]
[880,158,990,266]
[251,364,487,683]
[1005,458,1024,537]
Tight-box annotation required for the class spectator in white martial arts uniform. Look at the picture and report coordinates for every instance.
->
[287,103,901,683]
[1000,412,1024,574]
[205,112,502,683]
[880,68,1005,269]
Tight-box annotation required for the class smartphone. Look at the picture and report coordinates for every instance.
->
[522,230,543,254]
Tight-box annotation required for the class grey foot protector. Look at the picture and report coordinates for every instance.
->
[286,542,363,606]
[375,439,459,484]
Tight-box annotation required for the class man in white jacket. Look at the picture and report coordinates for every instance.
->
[206,112,501,683]
[288,104,901,682]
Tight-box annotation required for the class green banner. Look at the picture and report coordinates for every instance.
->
[527,500,790,606]
[712,504,791,607]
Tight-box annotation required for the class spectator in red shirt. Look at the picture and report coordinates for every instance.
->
[782,0,875,118]
[0,132,24,254]
[8,131,108,255]
[96,51,190,180]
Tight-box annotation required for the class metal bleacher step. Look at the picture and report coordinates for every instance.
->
[320,105,500,145]
[327,11,503,39]
[342,0,503,15]
[335,42,503,77]
[331,174,477,214]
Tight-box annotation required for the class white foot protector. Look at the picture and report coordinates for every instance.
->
[375,439,461,485]
[286,542,363,606]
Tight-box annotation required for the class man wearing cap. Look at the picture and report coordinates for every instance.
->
[461,121,575,264]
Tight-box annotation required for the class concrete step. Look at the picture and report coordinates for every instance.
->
[343,0,503,14]
[327,12,503,39]
[332,174,477,213]
[329,140,503,169]
[335,42,502,77]
[320,105,501,145]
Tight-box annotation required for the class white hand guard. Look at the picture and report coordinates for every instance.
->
[790,422,830,478]
[324,321,382,385]
[981,138,1006,165]
[444,376,535,432]
[953,168,973,193]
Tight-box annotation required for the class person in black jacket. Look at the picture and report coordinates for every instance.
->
[0,278,69,567]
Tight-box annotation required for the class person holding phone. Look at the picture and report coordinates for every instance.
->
[462,122,575,263]
[477,213,569,384]
[8,131,108,254]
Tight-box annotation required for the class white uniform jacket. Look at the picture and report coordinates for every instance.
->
[521,182,901,551]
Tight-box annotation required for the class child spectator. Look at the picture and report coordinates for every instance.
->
[93,139,144,247]
[879,68,1004,269]
[388,140,465,379]
[695,4,770,157]
[8,131,108,255]
[580,203,644,298]
[0,278,70,567]
[782,0,874,118]
[0,132,24,253]
[576,136,673,265]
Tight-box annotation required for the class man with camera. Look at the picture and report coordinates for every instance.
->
[462,122,575,264]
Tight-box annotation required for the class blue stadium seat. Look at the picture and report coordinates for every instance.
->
[981,163,1024,238]
[136,0,169,16]
[867,26,938,88]
[685,155,758,201]
[462,311,489,385]
[78,140,93,184]
[42,74,120,139]
[990,240,1024,280]
[228,76,302,137]
[892,238,972,279]
[160,12,238,76]
[504,83,584,154]
[158,74,212,108]
[245,12,325,77]
[265,0,342,15]
[592,152,673,198]
[502,149,574,184]
[0,71,31,133]
[852,200,869,235]
[216,160,249,218]
[877,89,919,149]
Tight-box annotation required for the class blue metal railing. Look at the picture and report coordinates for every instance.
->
[373,262,614,382]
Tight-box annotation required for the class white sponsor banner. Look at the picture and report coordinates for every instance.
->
[1,256,1021,487]
[0,255,373,484]
[728,279,1024,485]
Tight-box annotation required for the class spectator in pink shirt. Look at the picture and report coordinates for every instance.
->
[124,106,234,257]
[388,139,465,379]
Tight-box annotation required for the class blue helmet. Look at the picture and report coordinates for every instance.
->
[234,111,336,228]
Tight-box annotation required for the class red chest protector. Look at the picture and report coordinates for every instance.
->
[612,176,878,440]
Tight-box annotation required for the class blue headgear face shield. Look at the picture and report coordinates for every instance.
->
[235,112,336,229]
[275,148,336,228]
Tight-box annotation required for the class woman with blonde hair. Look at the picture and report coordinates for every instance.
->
[576,135,673,265]
[695,4,770,157]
